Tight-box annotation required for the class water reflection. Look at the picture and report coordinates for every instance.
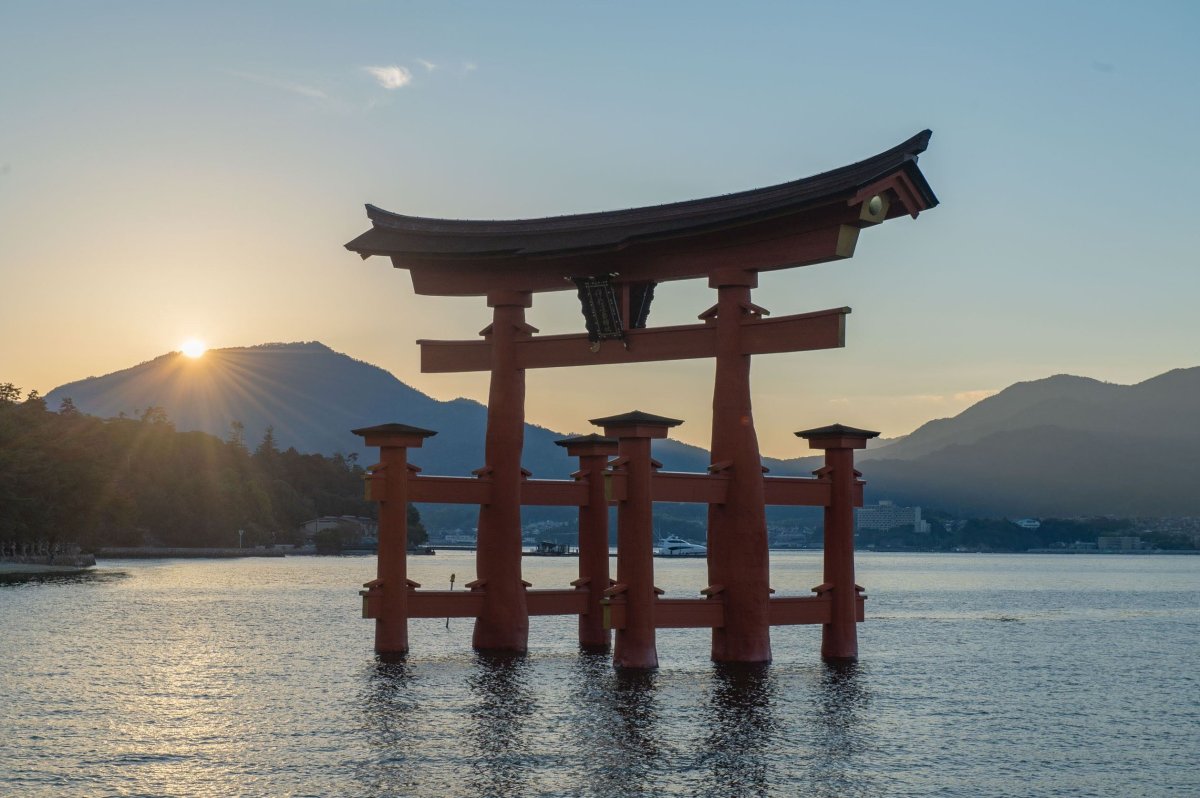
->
[466,652,536,798]
[355,649,874,796]
[357,658,420,796]
[0,569,127,587]
[806,660,874,796]
[571,654,665,797]
[699,662,777,797]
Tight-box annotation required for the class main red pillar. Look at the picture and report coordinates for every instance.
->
[592,411,682,669]
[473,290,534,652]
[556,434,618,651]
[706,269,772,663]
[796,424,878,662]
[353,423,436,656]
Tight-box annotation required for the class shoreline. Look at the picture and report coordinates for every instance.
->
[96,547,286,559]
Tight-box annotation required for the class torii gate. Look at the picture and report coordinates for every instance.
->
[346,130,937,666]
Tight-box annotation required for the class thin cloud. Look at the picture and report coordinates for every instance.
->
[416,59,437,73]
[831,390,997,406]
[226,70,328,100]
[953,389,997,403]
[462,61,477,75]
[365,65,413,89]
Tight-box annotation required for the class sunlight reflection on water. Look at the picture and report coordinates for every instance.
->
[1,553,1197,797]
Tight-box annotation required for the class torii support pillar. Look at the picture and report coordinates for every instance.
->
[707,267,772,663]
[556,433,619,652]
[473,290,535,653]
[592,411,682,669]
[795,424,879,662]
[352,422,437,657]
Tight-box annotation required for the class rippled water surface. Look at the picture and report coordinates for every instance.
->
[2,552,1197,797]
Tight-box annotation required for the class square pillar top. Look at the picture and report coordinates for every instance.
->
[590,410,683,440]
[795,423,879,450]
[352,422,438,449]
[555,433,619,457]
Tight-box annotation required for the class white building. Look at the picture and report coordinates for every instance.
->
[855,501,930,534]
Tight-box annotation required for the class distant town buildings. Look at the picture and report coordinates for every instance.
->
[855,500,930,534]
[1097,535,1145,551]
[300,516,377,546]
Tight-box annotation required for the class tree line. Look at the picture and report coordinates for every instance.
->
[0,383,424,552]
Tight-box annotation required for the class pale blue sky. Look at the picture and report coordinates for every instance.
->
[2,2,1197,455]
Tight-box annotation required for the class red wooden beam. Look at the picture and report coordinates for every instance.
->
[651,472,729,504]
[407,475,492,505]
[525,589,589,616]
[767,595,832,625]
[520,479,590,506]
[419,307,847,374]
[601,594,867,629]
[762,477,831,507]
[408,590,484,618]
[653,598,725,629]
[401,221,861,297]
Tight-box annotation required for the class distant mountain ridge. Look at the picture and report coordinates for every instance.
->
[850,367,1200,516]
[859,369,1200,462]
[46,344,1200,517]
[44,342,737,480]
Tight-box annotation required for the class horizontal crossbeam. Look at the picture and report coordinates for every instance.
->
[407,475,492,504]
[419,307,848,373]
[405,588,589,618]
[651,472,729,504]
[400,468,859,509]
[602,594,866,629]
[520,479,589,506]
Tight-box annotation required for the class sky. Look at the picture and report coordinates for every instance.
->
[2,1,1198,458]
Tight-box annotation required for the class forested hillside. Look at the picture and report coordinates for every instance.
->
[0,383,382,551]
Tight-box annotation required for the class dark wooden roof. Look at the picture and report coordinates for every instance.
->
[554,433,618,447]
[590,410,684,428]
[794,423,880,440]
[351,423,438,438]
[346,131,937,261]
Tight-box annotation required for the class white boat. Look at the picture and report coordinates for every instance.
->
[654,535,707,558]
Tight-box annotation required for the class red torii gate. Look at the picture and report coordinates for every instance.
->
[347,131,938,667]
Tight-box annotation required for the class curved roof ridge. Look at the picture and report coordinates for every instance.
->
[347,130,936,260]
[363,130,933,234]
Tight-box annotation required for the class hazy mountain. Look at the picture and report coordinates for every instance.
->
[843,368,1200,516]
[44,342,733,478]
[46,344,1200,518]
[858,370,1200,462]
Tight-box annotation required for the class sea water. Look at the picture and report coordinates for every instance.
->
[2,552,1197,797]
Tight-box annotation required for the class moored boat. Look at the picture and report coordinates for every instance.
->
[654,535,707,558]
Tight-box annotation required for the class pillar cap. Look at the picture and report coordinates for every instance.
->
[352,422,437,448]
[590,410,683,428]
[590,410,683,440]
[554,433,617,446]
[554,433,619,456]
[795,423,879,450]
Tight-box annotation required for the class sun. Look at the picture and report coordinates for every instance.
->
[180,338,208,358]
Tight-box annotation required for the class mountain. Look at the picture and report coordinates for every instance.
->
[46,344,1200,518]
[858,370,1200,462]
[44,342,732,479]
[842,368,1200,517]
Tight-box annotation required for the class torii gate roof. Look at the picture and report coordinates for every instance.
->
[346,130,937,296]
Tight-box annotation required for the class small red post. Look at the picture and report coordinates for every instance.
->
[556,433,619,651]
[592,411,683,670]
[796,424,878,662]
[353,422,437,656]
